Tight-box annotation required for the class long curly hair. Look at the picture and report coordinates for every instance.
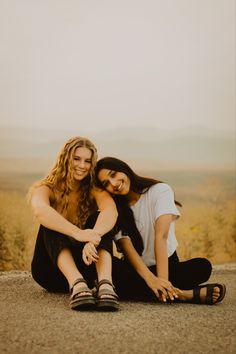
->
[29,136,98,228]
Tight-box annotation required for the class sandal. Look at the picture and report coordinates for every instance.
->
[95,279,119,311]
[192,283,226,305]
[70,278,96,311]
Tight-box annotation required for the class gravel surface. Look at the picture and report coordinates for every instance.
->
[0,264,235,354]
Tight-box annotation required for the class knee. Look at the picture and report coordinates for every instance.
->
[200,258,212,281]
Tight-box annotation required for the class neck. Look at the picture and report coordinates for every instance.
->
[127,191,141,206]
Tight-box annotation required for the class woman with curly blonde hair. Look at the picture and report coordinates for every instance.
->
[30,137,119,311]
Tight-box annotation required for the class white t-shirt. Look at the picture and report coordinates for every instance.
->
[114,183,181,267]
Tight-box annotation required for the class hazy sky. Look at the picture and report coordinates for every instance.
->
[0,0,235,134]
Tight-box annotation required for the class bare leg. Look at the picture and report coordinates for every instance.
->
[95,249,115,298]
[57,248,87,297]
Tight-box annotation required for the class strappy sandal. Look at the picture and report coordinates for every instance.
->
[191,283,226,305]
[70,278,96,311]
[95,279,119,311]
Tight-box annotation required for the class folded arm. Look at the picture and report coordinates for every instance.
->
[31,185,100,244]
[91,187,118,237]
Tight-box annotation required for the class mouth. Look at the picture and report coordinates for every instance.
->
[75,169,86,175]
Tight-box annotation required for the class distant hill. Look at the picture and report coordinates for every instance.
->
[0,125,235,170]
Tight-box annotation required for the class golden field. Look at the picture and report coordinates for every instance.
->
[0,164,235,270]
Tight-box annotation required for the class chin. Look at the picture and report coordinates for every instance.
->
[74,174,87,181]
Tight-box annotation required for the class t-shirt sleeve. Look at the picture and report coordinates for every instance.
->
[114,230,130,243]
[153,184,181,220]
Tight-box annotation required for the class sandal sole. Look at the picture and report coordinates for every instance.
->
[70,299,96,311]
[96,300,119,311]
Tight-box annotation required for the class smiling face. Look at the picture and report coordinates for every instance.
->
[73,147,93,181]
[97,168,131,195]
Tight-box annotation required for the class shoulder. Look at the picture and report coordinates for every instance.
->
[32,183,55,201]
[91,186,105,197]
[148,183,173,195]
[91,187,114,201]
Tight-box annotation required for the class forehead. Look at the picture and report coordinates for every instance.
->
[98,168,111,180]
[74,147,92,158]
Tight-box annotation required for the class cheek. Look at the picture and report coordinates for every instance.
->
[106,185,113,193]
[86,164,91,170]
[125,178,131,191]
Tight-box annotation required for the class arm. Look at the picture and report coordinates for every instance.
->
[79,188,118,266]
[154,214,173,280]
[31,185,101,244]
[91,188,118,236]
[117,237,176,301]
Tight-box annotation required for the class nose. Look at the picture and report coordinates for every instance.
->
[109,178,117,188]
[78,160,85,168]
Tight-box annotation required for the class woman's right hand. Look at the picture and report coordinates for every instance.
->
[73,229,101,246]
[82,242,99,265]
[146,275,179,302]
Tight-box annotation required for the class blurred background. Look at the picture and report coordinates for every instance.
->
[0,0,235,270]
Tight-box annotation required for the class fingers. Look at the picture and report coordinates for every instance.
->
[87,243,99,260]
[82,251,91,265]
[82,243,99,265]
[152,286,168,302]
[151,279,179,302]
[92,238,101,247]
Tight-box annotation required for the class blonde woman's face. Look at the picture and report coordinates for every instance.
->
[98,168,130,195]
[73,147,92,181]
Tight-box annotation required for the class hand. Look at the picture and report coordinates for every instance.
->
[146,275,180,302]
[82,242,99,266]
[74,229,101,246]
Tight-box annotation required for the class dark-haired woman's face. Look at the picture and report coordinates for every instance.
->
[97,168,130,195]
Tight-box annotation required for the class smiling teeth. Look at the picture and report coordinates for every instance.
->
[117,182,122,191]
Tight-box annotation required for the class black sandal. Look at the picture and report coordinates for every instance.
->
[192,283,226,305]
[70,278,96,311]
[95,279,119,311]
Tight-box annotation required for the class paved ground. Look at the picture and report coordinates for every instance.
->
[0,264,235,354]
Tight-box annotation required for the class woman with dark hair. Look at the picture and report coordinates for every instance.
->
[95,157,226,305]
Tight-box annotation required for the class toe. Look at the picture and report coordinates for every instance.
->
[212,287,220,302]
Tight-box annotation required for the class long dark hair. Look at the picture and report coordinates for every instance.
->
[95,157,182,206]
[95,157,181,255]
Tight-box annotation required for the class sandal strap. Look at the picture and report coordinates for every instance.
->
[70,278,88,293]
[71,287,93,300]
[193,284,215,305]
[97,279,115,290]
[193,287,201,303]
[97,288,119,300]
[205,284,215,305]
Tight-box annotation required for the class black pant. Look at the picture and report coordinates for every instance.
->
[112,252,212,300]
[31,213,113,293]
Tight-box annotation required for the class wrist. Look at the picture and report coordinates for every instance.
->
[144,271,156,284]
[71,226,82,240]
[93,228,103,237]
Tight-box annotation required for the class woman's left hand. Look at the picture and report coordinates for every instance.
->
[82,242,99,265]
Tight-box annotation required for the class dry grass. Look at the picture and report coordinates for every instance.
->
[0,191,38,270]
[176,199,236,264]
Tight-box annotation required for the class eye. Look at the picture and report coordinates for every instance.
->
[85,160,92,163]
[110,171,117,177]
